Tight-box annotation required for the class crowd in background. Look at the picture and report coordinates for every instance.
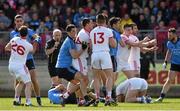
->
[0,0,180,59]
[0,0,179,32]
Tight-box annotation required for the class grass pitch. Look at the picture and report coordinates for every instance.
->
[0,98,180,110]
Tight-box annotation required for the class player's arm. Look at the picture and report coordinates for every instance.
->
[140,46,158,53]
[5,42,11,51]
[109,37,117,48]
[70,42,88,59]
[162,49,171,70]
[45,42,58,55]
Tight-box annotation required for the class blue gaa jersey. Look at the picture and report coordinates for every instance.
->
[167,38,180,65]
[56,36,76,68]
[110,28,121,56]
[48,88,62,104]
[10,28,41,60]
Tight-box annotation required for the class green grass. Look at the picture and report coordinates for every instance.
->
[0,98,180,110]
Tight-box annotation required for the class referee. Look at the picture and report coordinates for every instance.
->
[45,29,63,88]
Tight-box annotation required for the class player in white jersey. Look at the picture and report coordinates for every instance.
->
[90,14,117,106]
[117,24,156,78]
[128,23,158,77]
[116,77,151,103]
[72,18,94,106]
[5,26,34,106]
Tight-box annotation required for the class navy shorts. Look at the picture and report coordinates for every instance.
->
[170,64,180,72]
[26,59,35,70]
[111,56,117,72]
[56,66,77,81]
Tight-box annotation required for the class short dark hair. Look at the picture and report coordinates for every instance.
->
[82,18,91,27]
[168,28,176,33]
[123,24,132,29]
[96,14,106,24]
[66,24,76,32]
[109,17,120,27]
[19,26,28,37]
[130,23,137,28]
[14,14,23,20]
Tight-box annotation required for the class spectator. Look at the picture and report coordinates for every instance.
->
[107,0,117,17]
[118,13,133,33]
[44,16,53,30]
[149,15,157,29]
[2,2,16,20]
[138,14,149,30]
[155,20,168,58]
[0,10,11,28]
[29,13,40,31]
[73,7,88,27]
[36,21,46,35]
[38,1,48,20]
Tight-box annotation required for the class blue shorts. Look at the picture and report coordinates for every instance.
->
[48,89,62,104]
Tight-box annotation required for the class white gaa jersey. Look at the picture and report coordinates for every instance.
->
[9,37,33,64]
[90,26,113,52]
[128,35,140,61]
[75,28,90,58]
[117,34,130,62]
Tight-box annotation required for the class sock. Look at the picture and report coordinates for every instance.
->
[96,92,100,99]
[15,96,19,102]
[160,93,165,99]
[107,91,112,98]
[136,97,142,102]
[84,95,90,102]
[63,92,70,99]
[26,98,31,105]
[36,96,41,100]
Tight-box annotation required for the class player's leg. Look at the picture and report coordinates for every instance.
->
[14,81,24,105]
[155,70,177,102]
[125,89,143,103]
[101,53,116,106]
[48,65,60,88]
[26,59,41,106]
[116,94,125,102]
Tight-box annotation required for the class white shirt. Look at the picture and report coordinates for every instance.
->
[90,26,113,52]
[9,37,33,64]
[128,34,140,61]
[117,34,130,61]
[75,28,90,58]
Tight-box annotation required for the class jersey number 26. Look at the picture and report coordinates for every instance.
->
[12,42,25,55]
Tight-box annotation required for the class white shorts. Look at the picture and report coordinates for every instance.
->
[128,60,140,72]
[91,52,112,69]
[9,63,31,83]
[72,58,88,76]
[117,60,131,72]
[128,78,148,91]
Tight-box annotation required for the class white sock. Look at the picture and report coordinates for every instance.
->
[15,96,19,102]
[63,92,70,99]
[107,91,112,98]
[26,98,31,105]
[136,97,142,102]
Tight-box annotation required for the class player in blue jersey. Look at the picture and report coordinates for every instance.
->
[56,24,90,106]
[48,84,66,104]
[10,15,42,106]
[155,28,180,102]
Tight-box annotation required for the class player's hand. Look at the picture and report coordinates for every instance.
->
[162,62,167,70]
[143,36,150,42]
[82,41,88,50]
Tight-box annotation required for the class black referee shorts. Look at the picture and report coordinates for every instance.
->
[48,64,58,77]
[170,63,180,72]
[56,66,78,81]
